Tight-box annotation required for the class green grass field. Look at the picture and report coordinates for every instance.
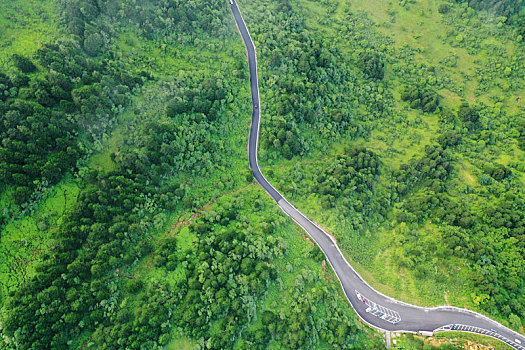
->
[0,0,58,62]
[0,180,80,299]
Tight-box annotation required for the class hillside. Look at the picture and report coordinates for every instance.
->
[0,0,524,349]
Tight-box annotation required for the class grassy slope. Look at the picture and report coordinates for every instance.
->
[279,0,524,308]
[1,0,521,349]
[259,0,523,347]
[0,0,62,304]
[0,180,80,299]
[0,0,58,61]
[351,0,523,311]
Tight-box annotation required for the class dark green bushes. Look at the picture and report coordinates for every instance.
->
[438,3,450,14]
[457,102,480,130]
[392,145,454,195]
[1,170,157,348]
[401,84,440,113]
[85,195,285,349]
[312,147,380,210]
[465,0,525,18]
[12,54,37,73]
[0,103,80,204]
[358,50,385,80]
[261,116,304,159]
[517,120,525,151]
[0,39,145,206]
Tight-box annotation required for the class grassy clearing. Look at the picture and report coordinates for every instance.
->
[0,0,58,62]
[345,0,524,111]
[0,179,80,300]
[164,336,194,350]
[86,121,127,173]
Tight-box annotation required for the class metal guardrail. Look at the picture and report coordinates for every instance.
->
[435,324,525,350]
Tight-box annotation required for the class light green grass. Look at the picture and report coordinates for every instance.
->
[0,0,58,63]
[344,0,524,110]
[164,336,194,350]
[434,331,513,350]
[0,180,80,299]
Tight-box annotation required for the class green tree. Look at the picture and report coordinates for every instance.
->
[12,54,37,73]
[83,33,104,56]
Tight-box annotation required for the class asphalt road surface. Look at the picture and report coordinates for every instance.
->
[230,1,525,348]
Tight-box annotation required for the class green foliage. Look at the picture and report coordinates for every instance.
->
[358,50,385,80]
[88,197,284,348]
[401,84,440,113]
[0,28,146,207]
[252,0,393,158]
[312,147,380,210]
[1,170,158,348]
[482,162,510,181]
[2,0,525,348]
[114,71,231,178]
[165,75,228,122]
[393,145,454,195]
[0,104,80,204]
[516,120,525,151]
[261,116,304,159]
[457,102,480,130]
[12,54,37,73]
[83,33,104,56]
[465,0,525,18]
[438,3,451,14]
[59,0,229,44]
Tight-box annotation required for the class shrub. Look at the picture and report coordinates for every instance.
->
[12,54,37,73]
[438,3,450,14]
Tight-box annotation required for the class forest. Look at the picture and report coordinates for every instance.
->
[1,0,524,349]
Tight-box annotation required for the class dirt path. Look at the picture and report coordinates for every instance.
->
[167,183,254,236]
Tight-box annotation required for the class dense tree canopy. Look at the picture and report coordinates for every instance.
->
[1,0,524,348]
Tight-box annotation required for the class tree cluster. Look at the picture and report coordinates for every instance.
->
[88,196,285,349]
[1,170,157,348]
[115,72,230,178]
[242,272,382,350]
[261,116,304,160]
[463,0,525,18]
[358,50,385,80]
[457,102,480,131]
[0,102,80,204]
[392,144,454,196]
[516,120,525,151]
[400,84,440,113]
[312,147,380,211]
[0,39,145,206]
[252,0,391,158]
[62,0,230,43]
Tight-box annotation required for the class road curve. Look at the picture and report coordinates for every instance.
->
[229,1,525,349]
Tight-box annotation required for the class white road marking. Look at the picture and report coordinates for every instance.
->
[356,290,401,324]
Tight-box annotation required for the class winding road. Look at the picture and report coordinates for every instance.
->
[229,1,525,349]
